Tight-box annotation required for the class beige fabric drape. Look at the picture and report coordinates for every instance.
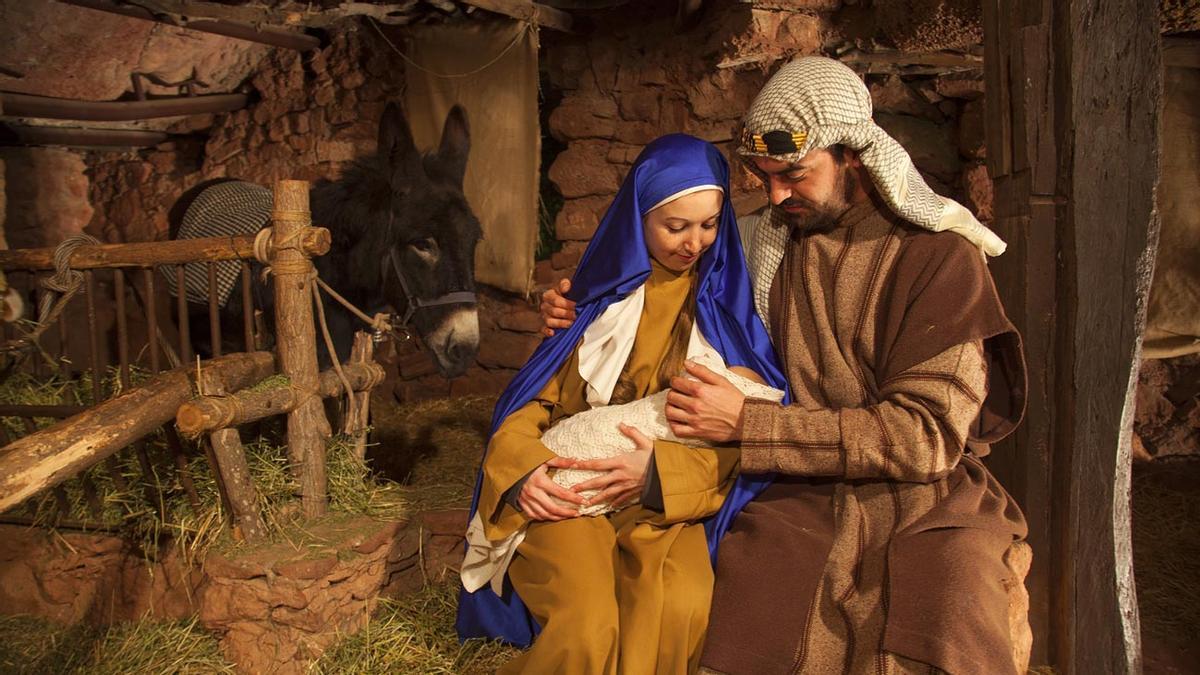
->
[1143,63,1200,358]
[405,19,540,294]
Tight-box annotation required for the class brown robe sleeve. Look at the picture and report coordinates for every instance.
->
[739,341,987,482]
[738,230,1026,481]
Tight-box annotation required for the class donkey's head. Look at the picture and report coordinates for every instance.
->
[317,103,481,378]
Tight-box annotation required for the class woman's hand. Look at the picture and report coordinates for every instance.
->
[569,424,654,510]
[519,456,587,521]
[539,278,577,337]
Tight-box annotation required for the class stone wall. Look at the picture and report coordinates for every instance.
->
[537,1,992,289]
[0,147,92,250]
[74,5,995,403]
[87,27,403,245]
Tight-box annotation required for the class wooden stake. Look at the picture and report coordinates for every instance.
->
[348,332,375,460]
[199,370,266,543]
[270,180,330,519]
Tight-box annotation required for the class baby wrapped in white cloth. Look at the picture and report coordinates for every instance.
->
[544,351,784,516]
[460,351,785,594]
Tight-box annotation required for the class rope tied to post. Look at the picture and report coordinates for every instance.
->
[0,233,101,357]
[253,223,377,433]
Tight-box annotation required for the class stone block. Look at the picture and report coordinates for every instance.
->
[552,241,587,270]
[548,94,619,141]
[618,89,662,122]
[554,195,609,241]
[874,112,961,183]
[936,73,985,100]
[498,307,545,334]
[870,75,944,120]
[961,161,993,222]
[548,141,621,198]
[958,98,986,159]
[476,329,542,369]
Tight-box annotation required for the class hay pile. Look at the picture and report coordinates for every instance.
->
[0,377,509,673]
[0,615,234,674]
[1131,459,1200,648]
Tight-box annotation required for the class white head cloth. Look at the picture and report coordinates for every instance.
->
[736,56,1006,329]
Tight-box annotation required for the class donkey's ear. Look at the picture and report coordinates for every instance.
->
[436,105,470,187]
[379,102,419,165]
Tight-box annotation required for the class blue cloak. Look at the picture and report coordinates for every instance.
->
[455,134,788,646]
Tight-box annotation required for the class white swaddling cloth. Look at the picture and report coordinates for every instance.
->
[460,338,785,595]
[545,351,784,516]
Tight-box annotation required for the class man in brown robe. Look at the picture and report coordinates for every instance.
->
[659,57,1032,675]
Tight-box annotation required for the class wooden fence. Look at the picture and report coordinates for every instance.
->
[0,180,384,542]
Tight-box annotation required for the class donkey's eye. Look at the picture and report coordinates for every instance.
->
[408,238,437,255]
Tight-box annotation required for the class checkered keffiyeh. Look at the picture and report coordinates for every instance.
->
[737,57,1005,329]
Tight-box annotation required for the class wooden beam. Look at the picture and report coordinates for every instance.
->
[983,0,1161,671]
[0,91,248,122]
[0,123,170,149]
[56,0,321,51]
[458,0,574,31]
[198,369,267,543]
[0,352,275,513]
[0,229,330,272]
[176,361,385,436]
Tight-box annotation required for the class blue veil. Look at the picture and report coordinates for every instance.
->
[455,134,789,646]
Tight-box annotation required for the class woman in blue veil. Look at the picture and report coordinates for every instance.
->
[455,134,788,673]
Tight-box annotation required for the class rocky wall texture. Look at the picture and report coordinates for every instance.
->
[0,511,469,675]
[87,27,403,245]
[0,526,202,625]
[78,5,997,404]
[0,147,93,250]
[538,1,992,290]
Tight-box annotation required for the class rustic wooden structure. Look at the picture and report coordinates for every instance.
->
[198,368,267,543]
[0,178,390,543]
[271,180,333,519]
[175,361,384,436]
[0,352,273,512]
[981,1,1161,671]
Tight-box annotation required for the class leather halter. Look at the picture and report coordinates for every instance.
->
[382,248,476,329]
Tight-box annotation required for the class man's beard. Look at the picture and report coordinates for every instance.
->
[779,166,858,231]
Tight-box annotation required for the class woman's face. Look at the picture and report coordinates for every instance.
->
[642,189,722,272]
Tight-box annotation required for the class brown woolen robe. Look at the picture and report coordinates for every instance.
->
[700,200,1029,675]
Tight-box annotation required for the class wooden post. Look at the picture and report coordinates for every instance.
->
[982,1,1160,671]
[348,331,375,460]
[199,370,266,543]
[270,180,331,519]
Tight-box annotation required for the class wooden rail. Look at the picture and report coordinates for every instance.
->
[0,230,329,271]
[0,352,275,512]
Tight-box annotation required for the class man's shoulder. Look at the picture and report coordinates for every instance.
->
[891,221,988,273]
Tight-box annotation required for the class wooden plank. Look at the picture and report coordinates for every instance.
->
[1057,1,1161,671]
[271,181,331,519]
[0,229,329,272]
[0,352,275,512]
[458,0,574,32]
[981,0,1013,179]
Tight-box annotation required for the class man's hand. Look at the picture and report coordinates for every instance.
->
[569,424,653,510]
[518,456,586,521]
[666,360,746,443]
[539,278,577,337]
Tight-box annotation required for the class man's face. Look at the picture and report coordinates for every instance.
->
[749,149,856,230]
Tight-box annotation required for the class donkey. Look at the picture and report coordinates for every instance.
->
[168,103,482,377]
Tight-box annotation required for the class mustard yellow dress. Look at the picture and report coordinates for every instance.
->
[475,261,740,675]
